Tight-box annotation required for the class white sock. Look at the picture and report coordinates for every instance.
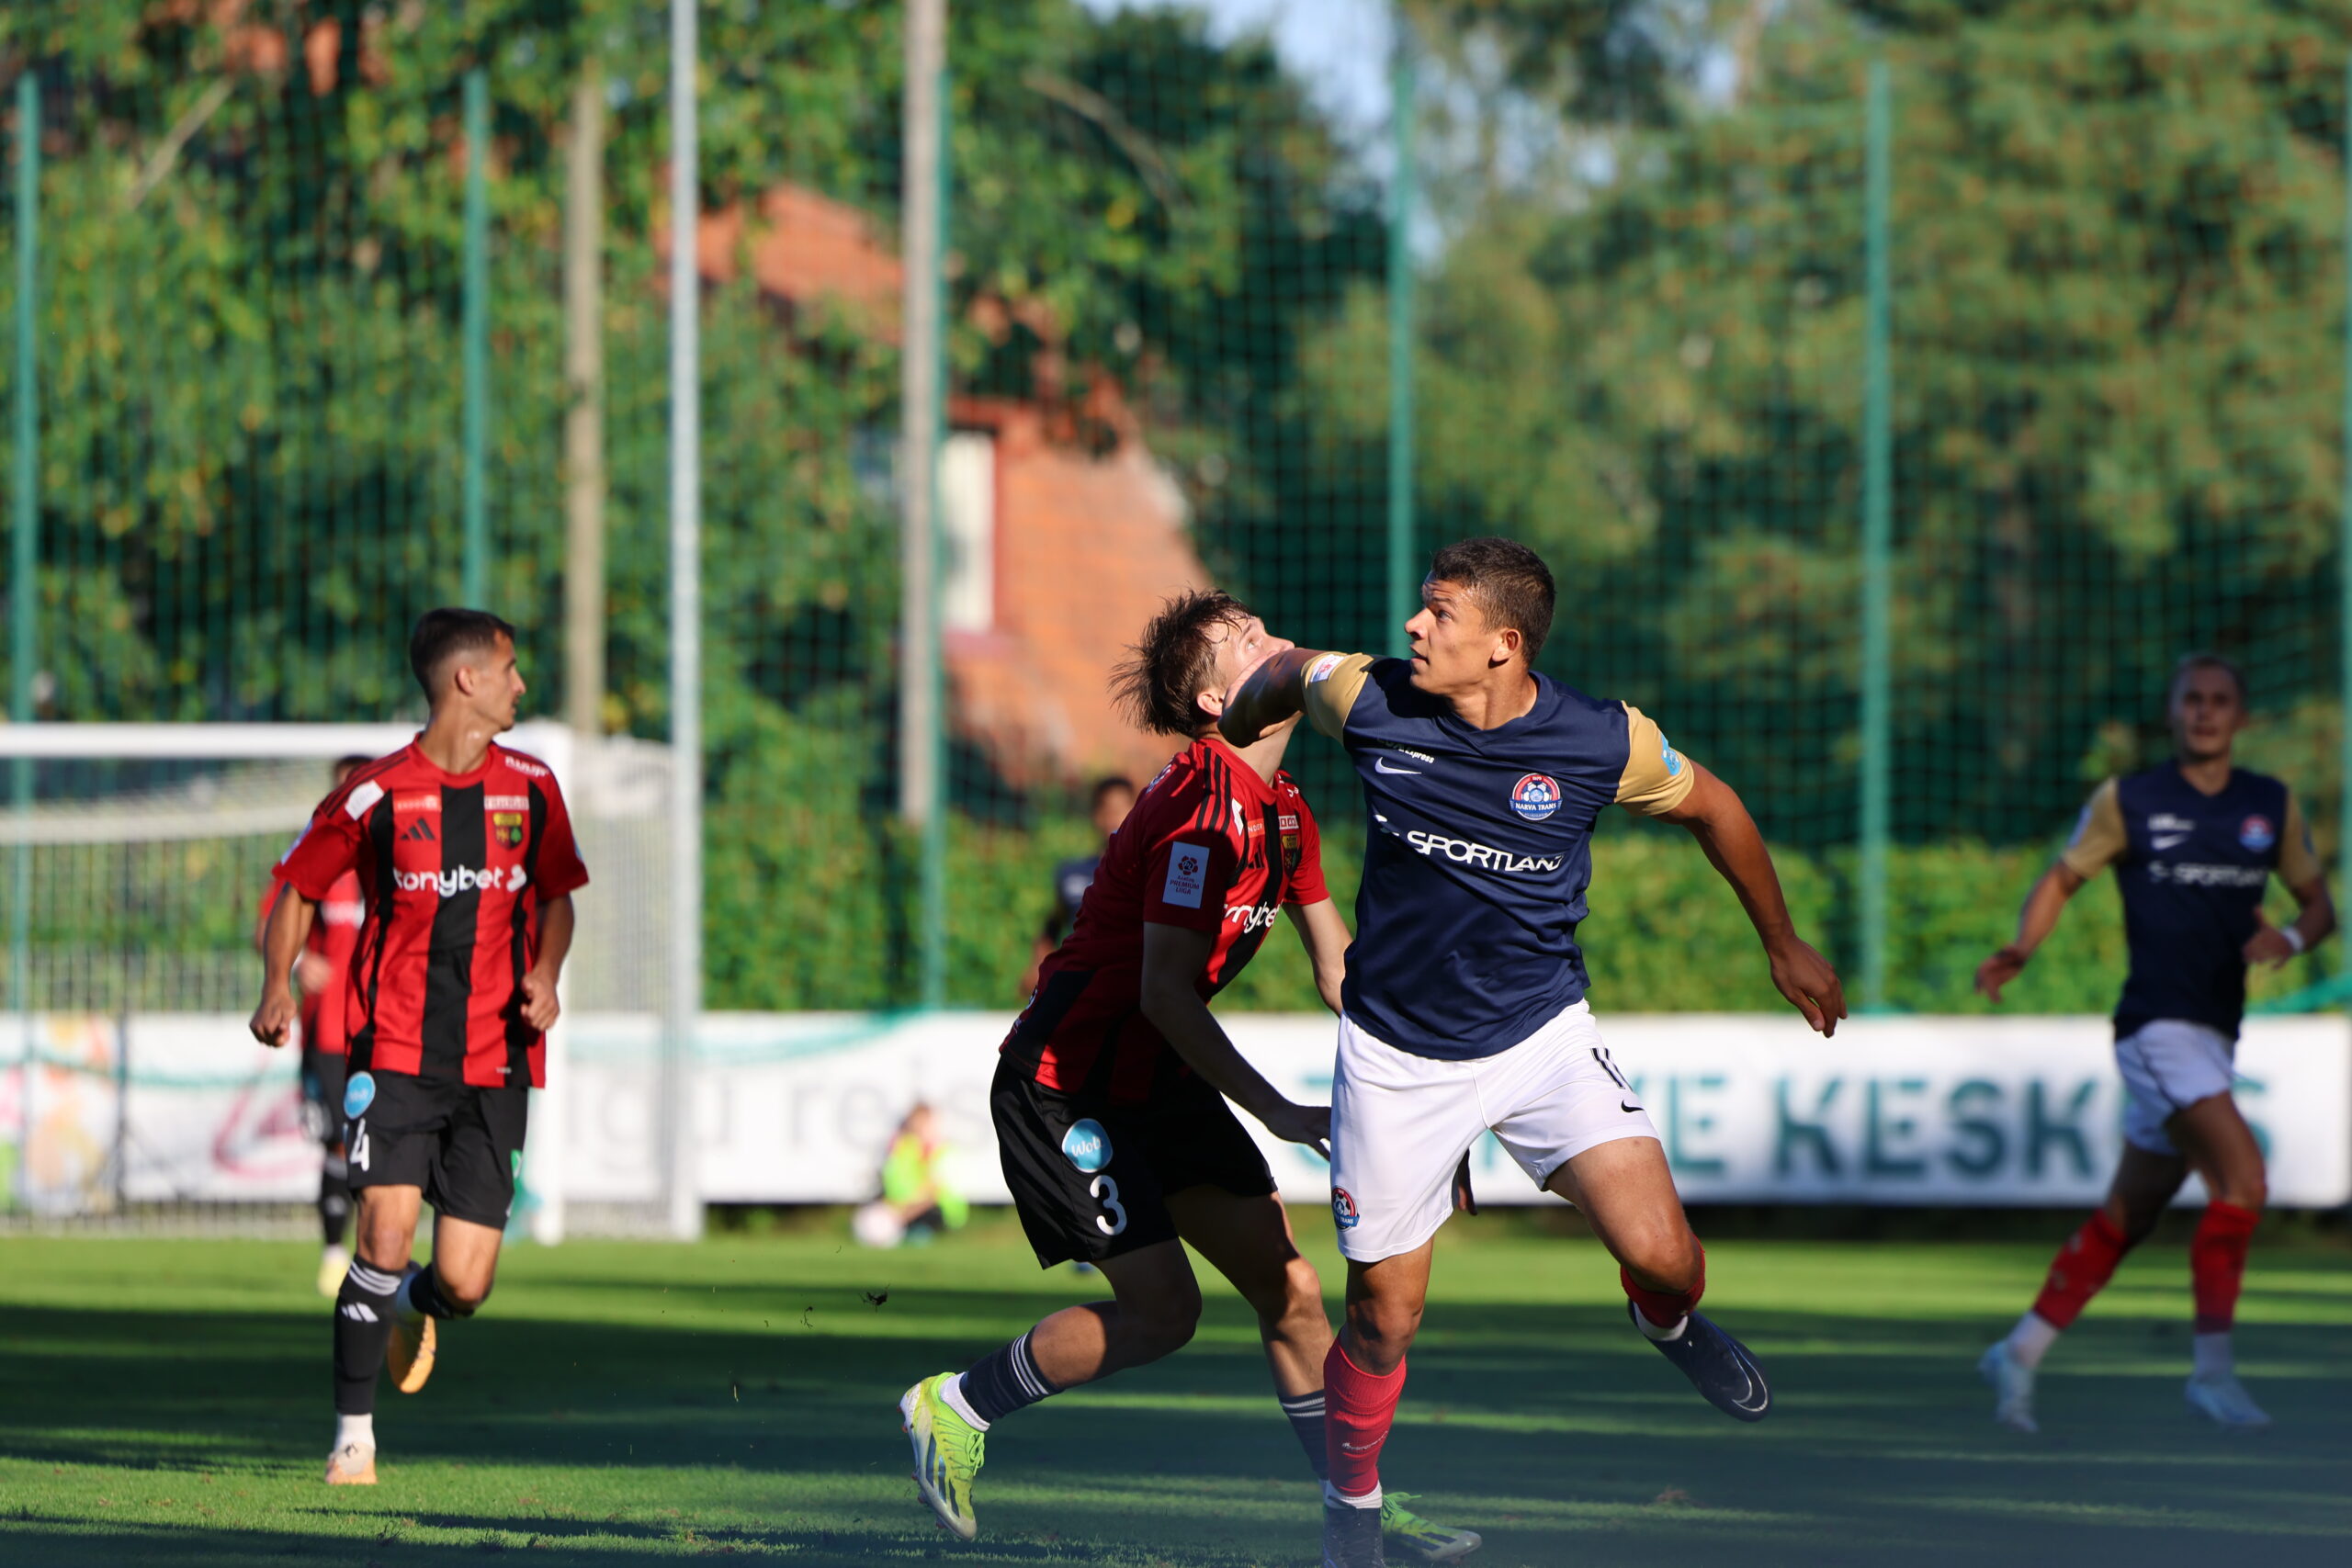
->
[1323,1479,1382,1511]
[1634,1310,1689,1343]
[334,1413,374,1450]
[392,1269,424,1325]
[2006,1311,2061,1370]
[937,1372,989,1431]
[2192,1332,2233,1381]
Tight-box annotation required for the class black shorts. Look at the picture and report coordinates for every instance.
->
[992,1057,1277,1269]
[342,1069,528,1230]
[299,1047,347,1148]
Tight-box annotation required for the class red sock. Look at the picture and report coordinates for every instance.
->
[2030,1210,2130,1330]
[1323,1340,1405,1501]
[2189,1201,2259,1335]
[1622,1243,1707,1327]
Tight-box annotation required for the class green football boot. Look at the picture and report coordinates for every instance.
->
[899,1373,986,1540]
[1382,1491,1482,1563]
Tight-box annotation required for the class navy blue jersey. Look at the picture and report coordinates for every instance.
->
[1042,853,1101,942]
[1302,654,1695,1059]
[2059,764,2318,1041]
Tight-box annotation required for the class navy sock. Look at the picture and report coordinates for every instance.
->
[333,1260,401,1415]
[961,1330,1060,1425]
[1280,1390,1330,1481]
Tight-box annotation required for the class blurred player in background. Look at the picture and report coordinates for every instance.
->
[1973,655,2333,1433]
[252,609,588,1486]
[1021,775,1136,997]
[899,591,1480,1563]
[256,753,375,1297]
[1221,539,1843,1568]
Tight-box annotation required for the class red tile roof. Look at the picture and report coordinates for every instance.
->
[662,183,1212,791]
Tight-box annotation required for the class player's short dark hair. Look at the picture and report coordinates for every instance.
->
[1427,537,1556,663]
[1090,774,1136,807]
[1112,590,1253,737]
[331,754,372,783]
[409,608,518,700]
[2168,652,2247,707]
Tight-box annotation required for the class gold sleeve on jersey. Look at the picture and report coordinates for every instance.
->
[1301,652,1375,741]
[2279,789,2323,887]
[2057,777,2127,878]
[1616,705,1698,817]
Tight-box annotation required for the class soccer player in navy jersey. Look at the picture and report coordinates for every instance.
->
[251,610,588,1485]
[1020,774,1136,998]
[899,592,1478,1562]
[1973,655,2334,1433]
[1220,538,1844,1568]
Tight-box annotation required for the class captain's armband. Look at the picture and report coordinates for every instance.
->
[1616,705,1698,817]
[2055,778,2126,880]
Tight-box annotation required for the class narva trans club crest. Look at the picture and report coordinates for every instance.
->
[1510,773,1562,822]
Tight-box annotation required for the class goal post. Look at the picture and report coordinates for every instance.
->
[0,721,688,1240]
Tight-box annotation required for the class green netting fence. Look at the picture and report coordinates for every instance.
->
[5,1,2352,1020]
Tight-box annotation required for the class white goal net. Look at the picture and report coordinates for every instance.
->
[0,722,679,1239]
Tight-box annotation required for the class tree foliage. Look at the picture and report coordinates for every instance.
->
[1313,0,2352,849]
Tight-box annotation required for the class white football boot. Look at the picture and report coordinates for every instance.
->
[2185,1372,2271,1431]
[1978,1340,2039,1434]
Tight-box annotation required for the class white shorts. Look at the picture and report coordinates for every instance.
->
[2115,1020,2237,1156]
[1328,999,1660,1262]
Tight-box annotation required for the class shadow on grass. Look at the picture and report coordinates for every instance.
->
[4,1280,2350,1566]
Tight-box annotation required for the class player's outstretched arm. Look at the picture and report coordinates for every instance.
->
[1140,921,1331,1156]
[1974,863,2085,1004]
[1217,647,1324,746]
[1655,762,1846,1035]
[250,884,321,1046]
[1283,898,1351,1015]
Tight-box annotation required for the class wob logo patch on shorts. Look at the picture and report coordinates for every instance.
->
[343,1071,377,1120]
[1061,1118,1113,1174]
[1510,773,1562,822]
[1331,1187,1361,1231]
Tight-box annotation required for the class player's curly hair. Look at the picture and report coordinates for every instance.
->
[1113,590,1254,737]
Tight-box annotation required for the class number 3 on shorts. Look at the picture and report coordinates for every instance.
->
[1090,1174,1127,1236]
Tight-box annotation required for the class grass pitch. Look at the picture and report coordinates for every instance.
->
[1,1214,2347,1566]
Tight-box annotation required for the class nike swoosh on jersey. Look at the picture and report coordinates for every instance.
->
[1373,756,1422,774]
[2153,834,2189,850]
[1622,1100,1643,1114]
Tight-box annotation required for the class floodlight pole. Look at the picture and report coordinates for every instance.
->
[2339,57,2352,985]
[11,73,39,1192]
[1858,61,1894,1011]
[461,68,489,608]
[899,0,947,1009]
[662,0,703,1243]
[1386,15,1417,649]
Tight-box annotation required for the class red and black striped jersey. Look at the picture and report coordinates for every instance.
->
[258,867,364,1054]
[1001,734,1329,1104]
[275,741,589,1089]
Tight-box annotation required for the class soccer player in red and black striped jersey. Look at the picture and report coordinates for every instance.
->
[251,609,588,1487]
[898,592,1480,1563]
[255,753,373,1299]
